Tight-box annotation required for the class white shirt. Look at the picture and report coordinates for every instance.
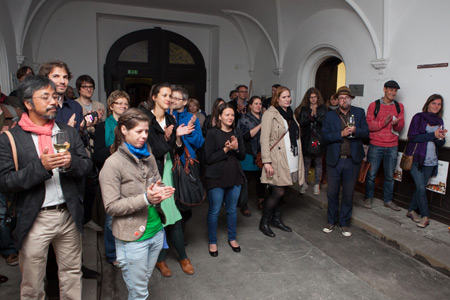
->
[30,123,66,207]
[282,119,298,173]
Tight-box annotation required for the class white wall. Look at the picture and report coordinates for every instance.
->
[34,1,250,112]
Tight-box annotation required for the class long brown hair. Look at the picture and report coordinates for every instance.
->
[147,82,171,111]
[111,108,150,153]
[294,87,324,118]
[422,94,444,118]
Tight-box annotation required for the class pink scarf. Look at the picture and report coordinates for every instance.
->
[18,113,55,155]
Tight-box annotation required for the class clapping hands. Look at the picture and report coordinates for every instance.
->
[146,180,175,205]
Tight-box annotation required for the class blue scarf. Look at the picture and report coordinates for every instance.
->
[125,142,150,159]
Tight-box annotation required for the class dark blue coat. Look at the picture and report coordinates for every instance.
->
[322,106,369,167]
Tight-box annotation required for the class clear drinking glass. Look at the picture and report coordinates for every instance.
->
[52,129,70,172]
[347,115,355,138]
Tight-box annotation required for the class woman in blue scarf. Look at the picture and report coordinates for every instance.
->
[405,94,447,228]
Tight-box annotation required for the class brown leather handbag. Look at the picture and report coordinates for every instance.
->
[400,142,418,171]
[358,160,371,183]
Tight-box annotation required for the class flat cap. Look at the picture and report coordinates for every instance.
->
[384,80,400,89]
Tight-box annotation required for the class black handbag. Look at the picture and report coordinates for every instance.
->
[172,146,205,211]
[306,126,322,156]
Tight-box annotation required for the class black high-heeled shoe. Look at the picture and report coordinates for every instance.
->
[209,245,218,257]
[228,240,241,253]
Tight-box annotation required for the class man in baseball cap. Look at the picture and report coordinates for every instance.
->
[364,80,404,211]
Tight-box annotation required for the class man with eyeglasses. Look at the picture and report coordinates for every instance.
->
[228,84,249,122]
[321,86,369,237]
[0,75,91,299]
[75,75,106,129]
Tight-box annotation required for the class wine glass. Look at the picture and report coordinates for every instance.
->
[347,115,355,138]
[439,125,445,140]
[52,129,70,172]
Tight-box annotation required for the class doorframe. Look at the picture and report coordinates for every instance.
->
[297,45,343,107]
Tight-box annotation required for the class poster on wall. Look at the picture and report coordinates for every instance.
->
[393,152,403,182]
[426,160,448,195]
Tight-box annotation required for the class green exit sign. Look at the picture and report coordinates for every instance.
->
[127,69,139,75]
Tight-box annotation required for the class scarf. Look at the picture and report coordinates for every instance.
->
[275,106,299,156]
[125,142,150,159]
[105,115,117,147]
[18,113,55,155]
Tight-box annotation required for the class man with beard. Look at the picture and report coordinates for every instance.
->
[0,75,91,299]
[321,86,369,237]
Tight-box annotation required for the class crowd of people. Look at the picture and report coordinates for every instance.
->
[0,61,446,299]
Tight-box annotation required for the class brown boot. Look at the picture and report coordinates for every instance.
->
[156,261,172,277]
[180,258,194,275]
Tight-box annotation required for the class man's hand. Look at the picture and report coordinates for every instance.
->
[67,114,77,128]
[341,126,355,137]
[384,114,393,126]
[187,114,197,127]
[41,147,71,171]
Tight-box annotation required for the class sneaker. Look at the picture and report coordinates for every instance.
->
[5,253,18,266]
[384,201,401,211]
[341,227,352,237]
[313,184,320,195]
[417,216,430,228]
[300,183,308,194]
[406,210,421,223]
[84,220,103,232]
[363,198,372,209]
[322,223,334,233]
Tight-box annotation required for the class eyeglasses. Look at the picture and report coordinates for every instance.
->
[33,94,58,102]
[338,96,350,101]
[113,101,129,106]
[80,85,95,90]
[172,97,184,101]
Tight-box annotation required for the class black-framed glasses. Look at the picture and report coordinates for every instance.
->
[81,85,95,90]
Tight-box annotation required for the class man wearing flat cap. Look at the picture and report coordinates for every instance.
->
[321,86,369,237]
[364,80,404,211]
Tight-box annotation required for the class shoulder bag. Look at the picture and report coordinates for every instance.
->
[400,142,418,171]
[172,145,205,211]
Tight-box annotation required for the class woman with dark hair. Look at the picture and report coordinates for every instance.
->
[295,87,327,195]
[144,83,196,277]
[405,94,447,228]
[237,96,265,215]
[203,97,225,135]
[259,86,305,237]
[99,108,175,299]
[205,103,246,256]
[326,93,338,111]
[93,90,130,267]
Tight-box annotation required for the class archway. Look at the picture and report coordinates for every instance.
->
[315,57,344,103]
[105,28,206,108]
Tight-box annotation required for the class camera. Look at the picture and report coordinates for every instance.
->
[84,111,99,122]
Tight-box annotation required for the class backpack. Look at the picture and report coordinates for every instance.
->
[373,99,400,118]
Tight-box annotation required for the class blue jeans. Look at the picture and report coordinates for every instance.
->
[327,158,361,227]
[409,163,434,217]
[207,185,242,244]
[304,156,323,184]
[0,193,17,256]
[365,145,398,203]
[115,230,164,300]
[104,214,116,263]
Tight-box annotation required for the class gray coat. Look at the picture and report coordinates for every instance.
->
[99,142,165,242]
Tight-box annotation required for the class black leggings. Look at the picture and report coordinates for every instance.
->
[263,186,286,215]
[157,220,187,262]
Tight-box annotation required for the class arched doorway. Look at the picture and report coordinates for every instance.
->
[104,28,206,108]
[315,57,345,103]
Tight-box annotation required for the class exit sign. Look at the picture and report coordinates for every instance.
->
[127,69,139,75]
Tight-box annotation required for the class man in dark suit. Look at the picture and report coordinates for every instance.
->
[0,75,91,299]
[321,86,369,237]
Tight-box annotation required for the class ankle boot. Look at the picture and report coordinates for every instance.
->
[271,207,292,232]
[259,214,275,237]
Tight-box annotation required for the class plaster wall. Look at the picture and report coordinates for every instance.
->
[35,1,250,111]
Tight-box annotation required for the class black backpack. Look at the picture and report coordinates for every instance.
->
[373,99,400,118]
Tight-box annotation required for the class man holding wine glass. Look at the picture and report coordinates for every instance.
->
[0,75,92,299]
[321,86,369,237]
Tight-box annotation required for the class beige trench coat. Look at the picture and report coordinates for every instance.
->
[260,106,305,186]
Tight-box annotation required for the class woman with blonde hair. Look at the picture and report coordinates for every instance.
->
[259,86,305,237]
